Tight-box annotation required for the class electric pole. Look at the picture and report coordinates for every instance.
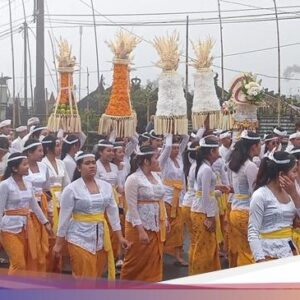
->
[34,0,46,120]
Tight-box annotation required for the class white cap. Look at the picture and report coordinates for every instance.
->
[220,131,232,140]
[16,126,27,133]
[27,117,40,126]
[0,119,11,128]
[289,132,300,140]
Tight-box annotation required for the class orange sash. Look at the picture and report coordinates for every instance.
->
[163,179,183,218]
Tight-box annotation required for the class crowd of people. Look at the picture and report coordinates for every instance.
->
[0,116,300,282]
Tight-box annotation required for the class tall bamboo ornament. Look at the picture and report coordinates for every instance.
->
[190,37,222,130]
[153,32,188,135]
[47,38,81,133]
[98,31,140,138]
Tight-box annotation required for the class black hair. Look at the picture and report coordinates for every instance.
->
[72,152,95,181]
[95,140,113,160]
[291,147,300,160]
[195,138,219,179]
[31,125,44,140]
[254,151,296,191]
[3,153,27,180]
[61,135,80,160]
[129,145,155,175]
[0,136,9,151]
[42,135,58,156]
[229,131,260,173]
[183,141,199,179]
[23,138,41,155]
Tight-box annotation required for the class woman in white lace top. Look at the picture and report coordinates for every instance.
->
[159,133,189,266]
[249,151,300,262]
[228,130,261,267]
[0,153,51,275]
[189,137,222,275]
[53,151,129,279]
[121,145,167,282]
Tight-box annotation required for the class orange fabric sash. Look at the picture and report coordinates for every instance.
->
[5,208,38,260]
[137,200,167,242]
[163,179,183,218]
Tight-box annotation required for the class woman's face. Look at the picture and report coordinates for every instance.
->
[171,144,180,159]
[14,158,29,176]
[79,157,97,178]
[285,163,298,182]
[251,142,261,157]
[114,148,124,162]
[210,147,220,163]
[100,147,114,162]
[28,145,44,162]
[266,139,278,152]
[150,139,162,150]
[55,140,62,157]
[149,152,160,172]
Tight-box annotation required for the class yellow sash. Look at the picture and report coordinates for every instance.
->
[234,194,250,200]
[5,208,38,260]
[163,179,183,218]
[195,191,216,197]
[50,185,62,234]
[260,227,293,239]
[137,200,167,242]
[72,212,115,280]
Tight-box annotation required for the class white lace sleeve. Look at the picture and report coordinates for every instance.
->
[179,135,189,155]
[248,191,266,261]
[0,182,9,230]
[125,174,142,226]
[159,134,172,170]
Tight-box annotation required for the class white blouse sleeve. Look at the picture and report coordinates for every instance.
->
[159,134,172,170]
[245,162,259,194]
[125,174,142,226]
[200,167,217,217]
[105,184,121,231]
[57,186,75,237]
[179,134,189,155]
[248,191,266,261]
[30,192,48,224]
[125,133,139,158]
[62,164,71,188]
[0,182,9,230]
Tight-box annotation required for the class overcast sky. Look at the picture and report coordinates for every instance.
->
[1,0,300,101]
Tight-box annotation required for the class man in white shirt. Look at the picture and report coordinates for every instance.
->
[0,119,12,136]
[219,130,232,162]
[11,126,28,152]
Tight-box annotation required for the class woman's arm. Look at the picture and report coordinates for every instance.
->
[159,134,172,170]
[179,134,189,155]
[0,182,9,230]
[248,192,266,262]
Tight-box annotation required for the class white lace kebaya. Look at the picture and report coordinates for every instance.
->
[57,177,121,254]
[125,168,165,232]
[248,186,300,261]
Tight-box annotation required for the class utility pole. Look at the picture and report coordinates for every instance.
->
[217,0,225,101]
[185,16,189,101]
[48,31,58,93]
[90,0,100,86]
[86,67,90,132]
[273,0,281,126]
[79,26,83,101]
[34,0,46,120]
[24,22,28,113]
[8,0,16,127]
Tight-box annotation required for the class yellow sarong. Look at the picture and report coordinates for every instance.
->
[72,212,115,280]
[50,185,62,234]
[163,179,183,218]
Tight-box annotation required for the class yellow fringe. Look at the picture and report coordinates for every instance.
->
[154,115,188,135]
[47,114,82,133]
[233,118,259,131]
[98,113,137,138]
[191,111,221,130]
